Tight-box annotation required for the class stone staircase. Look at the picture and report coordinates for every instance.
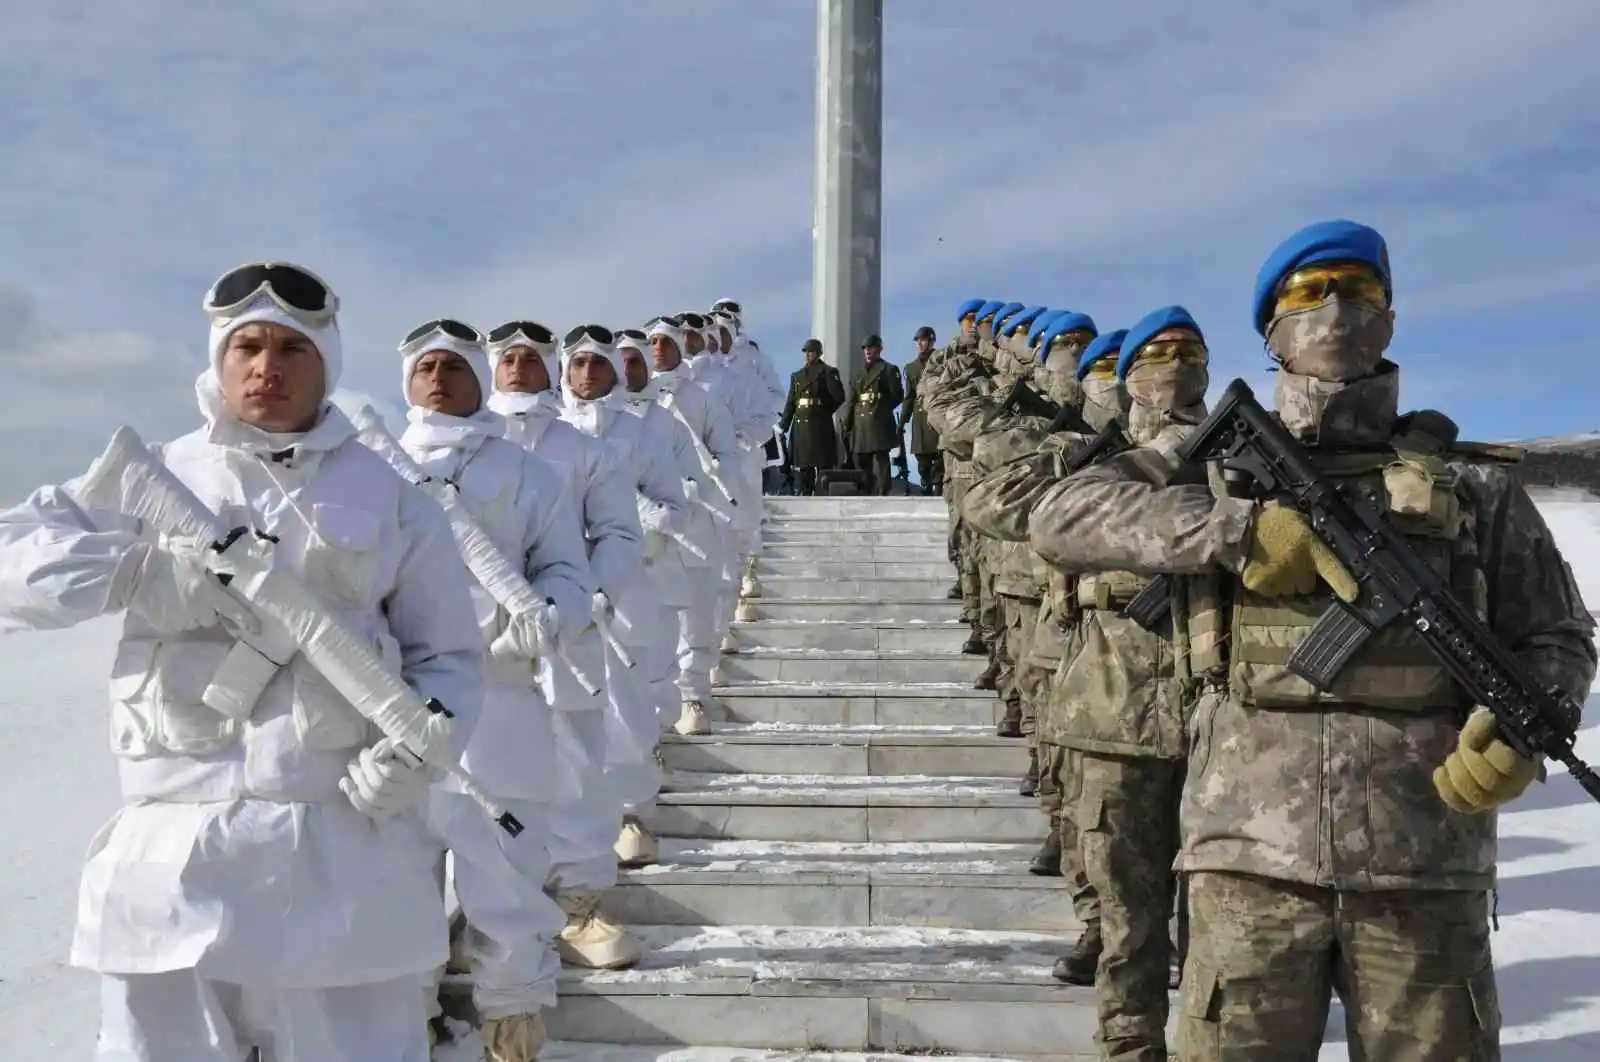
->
[546,496,1100,1060]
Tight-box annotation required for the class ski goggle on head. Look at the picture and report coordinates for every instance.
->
[1272,261,1389,318]
[563,324,615,349]
[398,318,483,355]
[487,320,556,352]
[204,262,339,324]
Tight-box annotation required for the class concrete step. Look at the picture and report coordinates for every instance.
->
[533,925,1112,1056]
[607,840,1075,933]
[714,683,1001,727]
[727,619,966,653]
[763,498,949,518]
[737,598,964,622]
[756,559,955,579]
[661,723,1025,776]
[717,649,986,685]
[762,531,948,547]
[648,775,1045,843]
[763,516,949,533]
[751,576,952,601]
[759,546,951,564]
[538,1044,1099,1062]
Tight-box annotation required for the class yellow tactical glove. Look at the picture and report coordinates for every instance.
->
[1434,709,1540,813]
[1241,502,1359,602]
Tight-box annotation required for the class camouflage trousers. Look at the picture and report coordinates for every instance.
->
[958,525,982,627]
[1035,742,1099,927]
[1001,596,1045,746]
[1178,873,1500,1062]
[1078,752,1185,1062]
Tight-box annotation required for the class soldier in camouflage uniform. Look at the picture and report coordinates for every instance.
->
[1019,221,1597,1061]
[962,312,1107,985]
[927,300,990,645]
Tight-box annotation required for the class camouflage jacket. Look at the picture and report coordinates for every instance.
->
[968,417,1053,600]
[1022,371,1597,890]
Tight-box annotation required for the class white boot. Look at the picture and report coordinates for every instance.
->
[720,631,740,654]
[483,1012,548,1062]
[709,663,724,687]
[735,599,759,623]
[674,699,713,736]
[615,814,659,868]
[553,891,644,969]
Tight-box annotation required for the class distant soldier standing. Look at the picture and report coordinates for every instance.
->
[900,326,944,495]
[778,338,845,496]
[841,334,904,496]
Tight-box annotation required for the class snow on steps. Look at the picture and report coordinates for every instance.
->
[646,774,1037,843]
[660,722,1024,776]
[606,840,1075,933]
[446,925,1117,1056]
[718,648,985,685]
[751,577,955,601]
[711,684,1002,727]
[728,619,967,653]
[439,1042,1100,1062]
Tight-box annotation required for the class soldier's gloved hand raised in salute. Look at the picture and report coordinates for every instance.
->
[1240,502,1359,601]
[1434,709,1540,813]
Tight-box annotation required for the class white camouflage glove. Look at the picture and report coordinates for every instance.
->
[123,541,238,633]
[489,602,560,660]
[639,501,671,534]
[341,737,430,820]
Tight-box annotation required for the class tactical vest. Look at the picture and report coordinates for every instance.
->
[1182,440,1483,713]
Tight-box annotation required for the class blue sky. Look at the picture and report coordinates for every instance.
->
[2,0,1597,499]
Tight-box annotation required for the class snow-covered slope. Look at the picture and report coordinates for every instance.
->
[6,492,1600,1060]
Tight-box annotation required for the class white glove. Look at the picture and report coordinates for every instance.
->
[489,603,559,660]
[124,541,233,633]
[639,501,671,534]
[341,738,430,820]
[591,591,613,621]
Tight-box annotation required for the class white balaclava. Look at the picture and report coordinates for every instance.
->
[400,331,493,412]
[201,293,344,419]
[647,317,690,380]
[486,328,561,418]
[616,334,657,403]
[559,332,625,433]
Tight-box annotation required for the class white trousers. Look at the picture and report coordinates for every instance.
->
[424,791,563,1021]
[675,566,724,704]
[603,624,666,813]
[546,708,620,894]
[97,969,427,1062]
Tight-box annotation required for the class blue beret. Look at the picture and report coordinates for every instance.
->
[992,301,1027,330]
[957,297,987,319]
[977,299,1007,322]
[1000,305,1048,337]
[1039,312,1098,356]
[1027,310,1065,346]
[1117,305,1203,379]
[1251,219,1391,335]
[1077,329,1128,379]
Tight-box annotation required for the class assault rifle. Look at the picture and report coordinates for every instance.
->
[1152,378,1600,802]
[999,379,1096,436]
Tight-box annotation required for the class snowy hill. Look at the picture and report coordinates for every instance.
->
[4,494,1600,1060]
[1513,434,1600,497]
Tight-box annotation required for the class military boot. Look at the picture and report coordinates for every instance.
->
[996,699,1022,737]
[974,661,999,691]
[947,583,963,600]
[483,1012,548,1062]
[1019,754,1039,797]
[1028,830,1062,876]
[961,632,987,655]
[1050,923,1102,986]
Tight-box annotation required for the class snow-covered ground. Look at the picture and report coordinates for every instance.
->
[6,492,1600,1060]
